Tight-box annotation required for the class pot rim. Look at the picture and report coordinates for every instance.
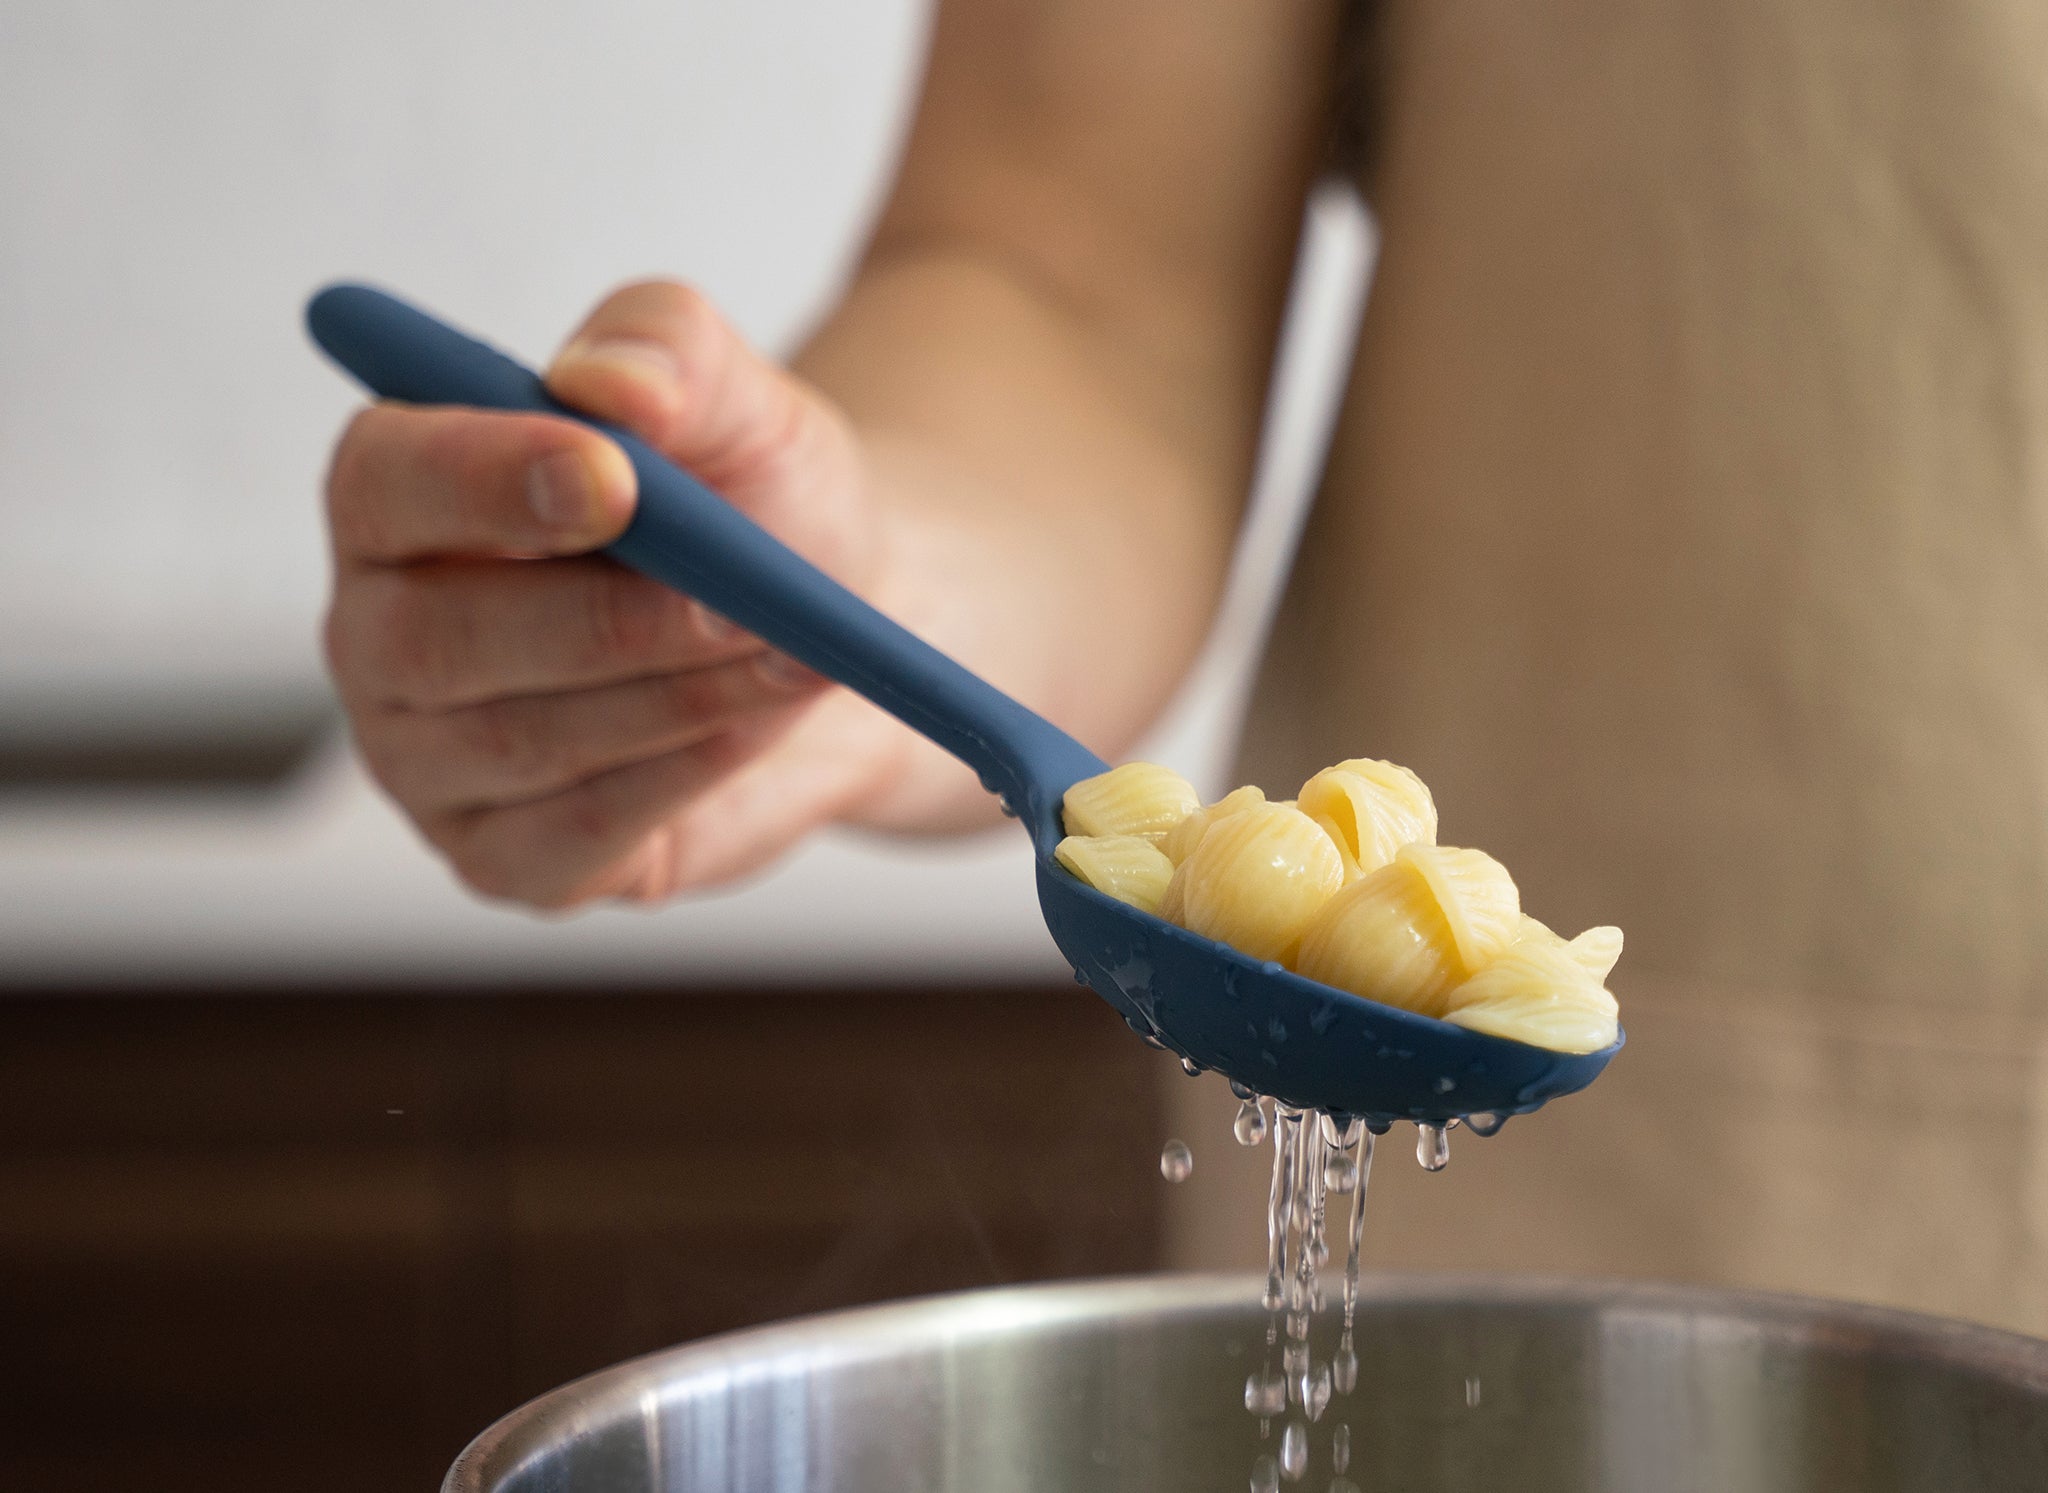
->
[443,1271,2048,1493]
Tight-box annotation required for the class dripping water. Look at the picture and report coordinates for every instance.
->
[1278,1419,1308,1481]
[1159,1138,1193,1182]
[1230,1079,1470,1493]
[1415,1122,1450,1172]
[1234,1096,1270,1146]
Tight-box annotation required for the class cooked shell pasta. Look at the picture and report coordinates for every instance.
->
[1050,755,1622,1056]
[1293,856,1462,1017]
[1178,802,1344,964]
[1566,924,1624,983]
[1399,843,1521,974]
[1054,834,1176,915]
[1441,941,1619,1054]
[1061,762,1200,841]
[1514,915,1625,984]
[1161,784,1267,865]
[1298,759,1437,878]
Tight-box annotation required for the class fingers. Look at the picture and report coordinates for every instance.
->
[422,708,810,910]
[328,555,763,710]
[615,690,913,893]
[430,690,904,910]
[358,652,827,812]
[326,403,635,565]
[546,280,870,579]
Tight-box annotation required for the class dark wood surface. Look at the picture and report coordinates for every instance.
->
[0,988,1165,1493]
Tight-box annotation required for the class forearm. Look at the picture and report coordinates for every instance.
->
[794,244,1266,831]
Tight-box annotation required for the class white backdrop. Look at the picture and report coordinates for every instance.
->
[0,1,1370,984]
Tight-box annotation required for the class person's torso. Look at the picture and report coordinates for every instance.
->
[1239,0,2048,1330]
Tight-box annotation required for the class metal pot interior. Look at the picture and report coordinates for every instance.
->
[446,1274,2048,1493]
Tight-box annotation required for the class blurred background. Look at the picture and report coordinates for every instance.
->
[0,3,1372,1488]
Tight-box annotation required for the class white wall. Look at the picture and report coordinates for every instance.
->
[0,1,1370,985]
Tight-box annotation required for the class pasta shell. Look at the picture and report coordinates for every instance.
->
[1054,834,1176,916]
[1297,759,1438,876]
[1566,925,1624,984]
[1061,762,1200,841]
[1179,802,1344,964]
[1512,915,1625,984]
[1442,941,1619,1054]
[1160,785,1267,865]
[1399,843,1520,975]
[1292,856,1461,1017]
[1159,857,1190,923]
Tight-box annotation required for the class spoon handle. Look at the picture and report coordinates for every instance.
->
[305,284,1105,841]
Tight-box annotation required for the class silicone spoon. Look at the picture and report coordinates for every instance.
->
[305,284,1620,1128]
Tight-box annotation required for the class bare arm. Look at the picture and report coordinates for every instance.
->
[807,0,1342,827]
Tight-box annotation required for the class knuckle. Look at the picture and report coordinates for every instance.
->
[324,409,392,558]
[449,844,521,905]
[656,667,727,726]
[559,784,619,850]
[432,818,538,907]
[587,568,677,664]
[369,576,463,704]
[416,410,490,492]
[449,697,530,775]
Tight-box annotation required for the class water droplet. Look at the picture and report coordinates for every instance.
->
[1249,1453,1280,1493]
[1266,1017,1289,1042]
[1160,1139,1194,1182]
[1416,1122,1450,1172]
[1433,1075,1456,1093]
[1323,1153,1356,1192]
[1318,1112,1361,1148]
[1465,1111,1507,1138]
[1285,1310,1310,1341]
[1332,1422,1351,1473]
[1465,1374,1482,1408]
[1282,1339,1309,1376]
[1245,1367,1287,1416]
[1234,1097,1270,1146]
[1332,1341,1358,1393]
[1296,1360,1332,1421]
[1279,1420,1309,1481]
[1181,1055,1202,1077]
[1230,1078,1256,1100]
[997,794,1017,818]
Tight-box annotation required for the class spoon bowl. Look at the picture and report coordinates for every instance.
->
[306,283,1620,1126]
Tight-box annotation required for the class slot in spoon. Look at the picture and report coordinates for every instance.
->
[305,283,1620,1127]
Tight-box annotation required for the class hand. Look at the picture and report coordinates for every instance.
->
[322,281,913,909]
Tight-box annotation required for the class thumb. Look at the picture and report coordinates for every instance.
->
[544,281,864,567]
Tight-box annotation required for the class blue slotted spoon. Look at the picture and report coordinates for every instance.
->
[305,283,1620,1128]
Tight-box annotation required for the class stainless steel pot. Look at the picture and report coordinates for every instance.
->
[445,1275,2048,1492]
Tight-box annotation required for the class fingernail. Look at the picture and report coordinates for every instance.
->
[755,651,820,692]
[527,450,599,532]
[562,337,680,385]
[693,601,737,641]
